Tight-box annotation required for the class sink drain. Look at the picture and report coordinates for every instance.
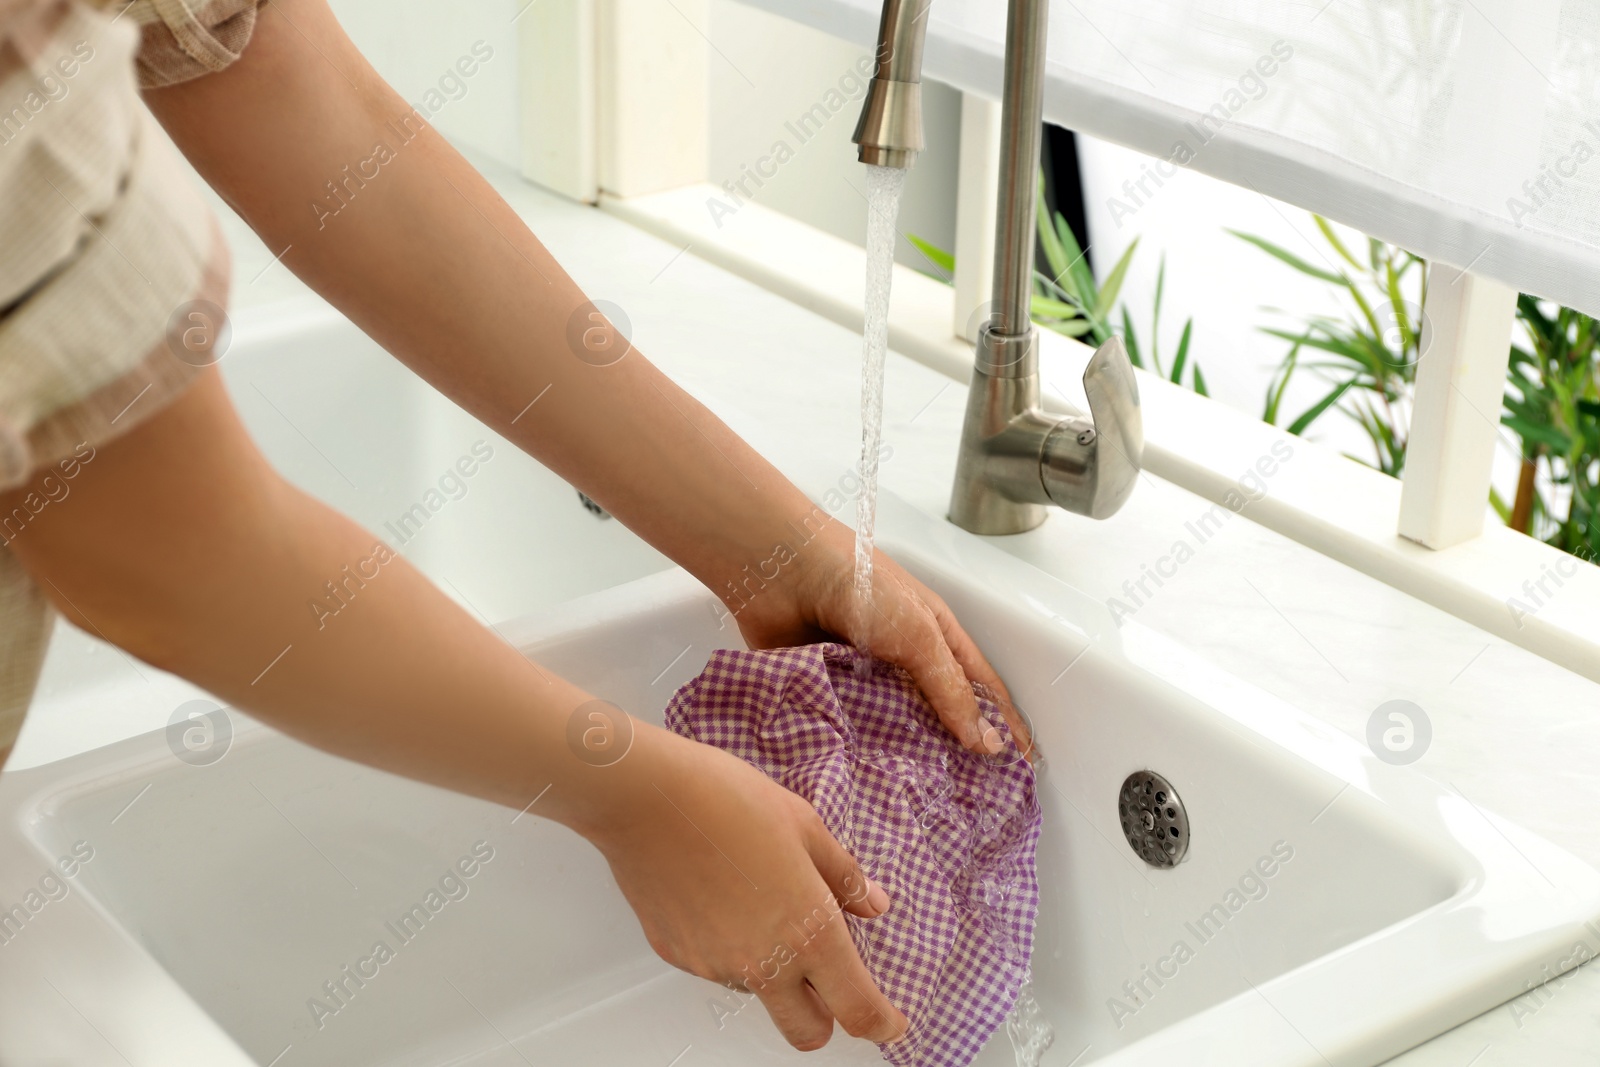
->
[1119,771,1189,868]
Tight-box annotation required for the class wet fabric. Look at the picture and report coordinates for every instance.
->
[665,643,1042,1067]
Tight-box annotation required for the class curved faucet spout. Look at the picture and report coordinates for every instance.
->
[851,0,932,168]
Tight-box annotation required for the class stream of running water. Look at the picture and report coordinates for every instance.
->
[851,163,908,644]
[853,163,1055,1067]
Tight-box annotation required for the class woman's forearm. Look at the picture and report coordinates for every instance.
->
[143,0,836,612]
[137,0,1020,754]
[2,371,649,837]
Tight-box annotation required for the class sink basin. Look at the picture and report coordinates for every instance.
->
[2,489,1596,1066]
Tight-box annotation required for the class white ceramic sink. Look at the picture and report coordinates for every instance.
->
[2,490,1597,1066]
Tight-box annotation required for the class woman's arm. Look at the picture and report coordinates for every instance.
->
[0,369,906,1049]
[141,0,1018,754]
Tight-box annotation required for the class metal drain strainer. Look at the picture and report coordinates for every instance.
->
[1119,770,1189,867]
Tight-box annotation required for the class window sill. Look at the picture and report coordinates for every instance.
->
[601,183,1600,683]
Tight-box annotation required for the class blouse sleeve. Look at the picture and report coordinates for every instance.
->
[120,0,263,88]
[0,0,243,758]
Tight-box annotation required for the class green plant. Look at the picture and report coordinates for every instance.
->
[1122,255,1205,396]
[1500,296,1600,560]
[1032,189,1206,395]
[1231,217,1426,476]
[1239,213,1600,564]
[906,174,1206,395]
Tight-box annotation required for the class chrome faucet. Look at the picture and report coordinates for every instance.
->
[852,0,1143,533]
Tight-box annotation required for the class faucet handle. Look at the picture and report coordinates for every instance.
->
[1041,335,1144,520]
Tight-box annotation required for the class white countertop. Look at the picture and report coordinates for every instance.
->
[21,148,1600,1066]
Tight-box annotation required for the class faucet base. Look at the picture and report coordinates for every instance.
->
[947,333,1144,533]
[947,353,1056,535]
[947,484,1050,536]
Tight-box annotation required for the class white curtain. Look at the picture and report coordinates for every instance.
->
[746,0,1600,317]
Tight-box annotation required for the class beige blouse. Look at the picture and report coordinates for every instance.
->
[0,0,261,758]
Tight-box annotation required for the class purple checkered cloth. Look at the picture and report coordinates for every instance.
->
[664,643,1043,1067]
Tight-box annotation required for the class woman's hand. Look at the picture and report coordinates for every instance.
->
[729,520,1031,759]
[587,723,909,1051]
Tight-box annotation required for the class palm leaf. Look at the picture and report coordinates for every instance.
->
[1228,230,1345,284]
[1054,214,1097,305]
[1121,306,1144,370]
[1170,319,1193,384]
[1314,215,1363,271]
[1034,183,1072,286]
[1093,239,1140,323]
[1152,255,1167,371]
[1031,295,1081,320]
[1503,415,1572,453]
[1288,380,1354,436]
[1263,341,1303,425]
[1043,317,1095,338]
[906,234,954,275]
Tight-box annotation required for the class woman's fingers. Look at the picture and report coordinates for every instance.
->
[870,566,1031,756]
[802,925,909,1044]
[744,803,906,1048]
[734,529,1025,758]
[893,626,990,751]
[861,557,1034,761]
[802,811,891,919]
[750,913,907,1049]
[867,579,989,752]
[755,977,837,1051]
[923,590,1035,761]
